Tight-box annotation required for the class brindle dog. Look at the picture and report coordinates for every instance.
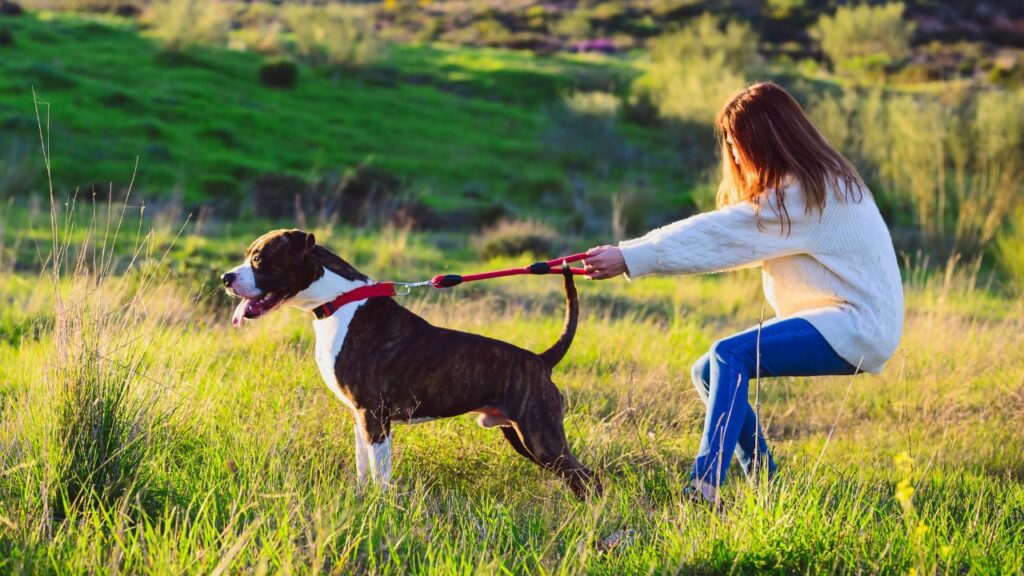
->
[222,229,601,498]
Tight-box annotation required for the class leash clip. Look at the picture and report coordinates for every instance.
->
[393,280,433,296]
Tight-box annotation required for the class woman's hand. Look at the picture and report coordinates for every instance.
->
[583,245,627,280]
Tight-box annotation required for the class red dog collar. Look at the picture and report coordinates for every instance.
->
[312,282,397,319]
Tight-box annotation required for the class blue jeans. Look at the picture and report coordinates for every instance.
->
[690,318,858,487]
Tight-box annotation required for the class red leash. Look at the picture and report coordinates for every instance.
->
[311,253,589,319]
[428,252,588,288]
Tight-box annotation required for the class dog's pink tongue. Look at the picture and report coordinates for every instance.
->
[231,299,249,327]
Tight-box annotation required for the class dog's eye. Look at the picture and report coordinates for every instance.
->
[251,255,261,266]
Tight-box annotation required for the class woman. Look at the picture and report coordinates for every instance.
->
[583,82,903,505]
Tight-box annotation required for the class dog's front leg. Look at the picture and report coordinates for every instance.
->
[360,408,393,487]
[353,419,370,485]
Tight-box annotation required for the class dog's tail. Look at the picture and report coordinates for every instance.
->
[540,264,579,369]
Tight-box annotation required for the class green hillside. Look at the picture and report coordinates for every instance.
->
[0,12,686,224]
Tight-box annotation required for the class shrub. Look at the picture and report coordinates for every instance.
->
[809,87,1024,257]
[564,91,621,117]
[333,164,403,225]
[765,0,805,18]
[631,13,756,125]
[551,9,591,40]
[810,2,915,77]
[611,186,656,240]
[442,17,515,47]
[19,0,143,13]
[542,91,629,175]
[284,4,381,69]
[0,27,11,46]
[249,172,308,220]
[0,1,23,17]
[259,56,298,88]
[232,3,284,54]
[145,0,231,52]
[472,219,558,259]
[249,164,408,225]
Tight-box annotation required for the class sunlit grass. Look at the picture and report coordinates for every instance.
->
[1,206,1022,572]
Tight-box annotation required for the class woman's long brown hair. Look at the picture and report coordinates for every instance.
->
[716,81,865,233]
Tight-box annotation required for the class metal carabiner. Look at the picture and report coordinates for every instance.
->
[392,280,433,296]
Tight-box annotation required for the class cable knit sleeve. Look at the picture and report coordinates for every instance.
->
[618,191,818,279]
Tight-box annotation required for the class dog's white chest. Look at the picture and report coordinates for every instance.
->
[312,302,365,412]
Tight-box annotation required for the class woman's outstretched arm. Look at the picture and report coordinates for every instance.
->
[587,189,819,280]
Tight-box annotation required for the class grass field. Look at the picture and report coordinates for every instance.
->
[0,196,1022,574]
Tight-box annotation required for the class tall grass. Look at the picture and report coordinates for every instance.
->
[1,99,192,541]
[809,87,1024,257]
[995,209,1024,292]
[2,209,1023,571]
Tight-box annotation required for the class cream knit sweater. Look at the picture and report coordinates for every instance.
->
[618,180,903,373]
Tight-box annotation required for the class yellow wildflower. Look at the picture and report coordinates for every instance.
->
[893,451,913,473]
[895,478,914,508]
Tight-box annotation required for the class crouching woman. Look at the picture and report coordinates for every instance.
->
[583,82,903,505]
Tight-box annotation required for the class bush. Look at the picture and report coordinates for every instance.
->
[145,0,231,52]
[551,9,591,40]
[19,0,142,13]
[0,27,11,46]
[542,91,629,174]
[259,56,298,88]
[472,219,559,259]
[809,87,1024,257]
[631,13,756,125]
[442,17,515,47]
[248,172,308,220]
[284,4,381,69]
[0,1,23,17]
[232,2,284,54]
[248,164,409,225]
[333,164,403,225]
[810,2,915,77]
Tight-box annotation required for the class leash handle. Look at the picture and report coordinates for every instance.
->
[429,252,589,289]
[434,274,463,288]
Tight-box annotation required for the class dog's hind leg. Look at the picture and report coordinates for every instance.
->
[500,425,541,466]
[513,391,602,498]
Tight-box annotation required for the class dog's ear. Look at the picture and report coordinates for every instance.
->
[286,230,316,255]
